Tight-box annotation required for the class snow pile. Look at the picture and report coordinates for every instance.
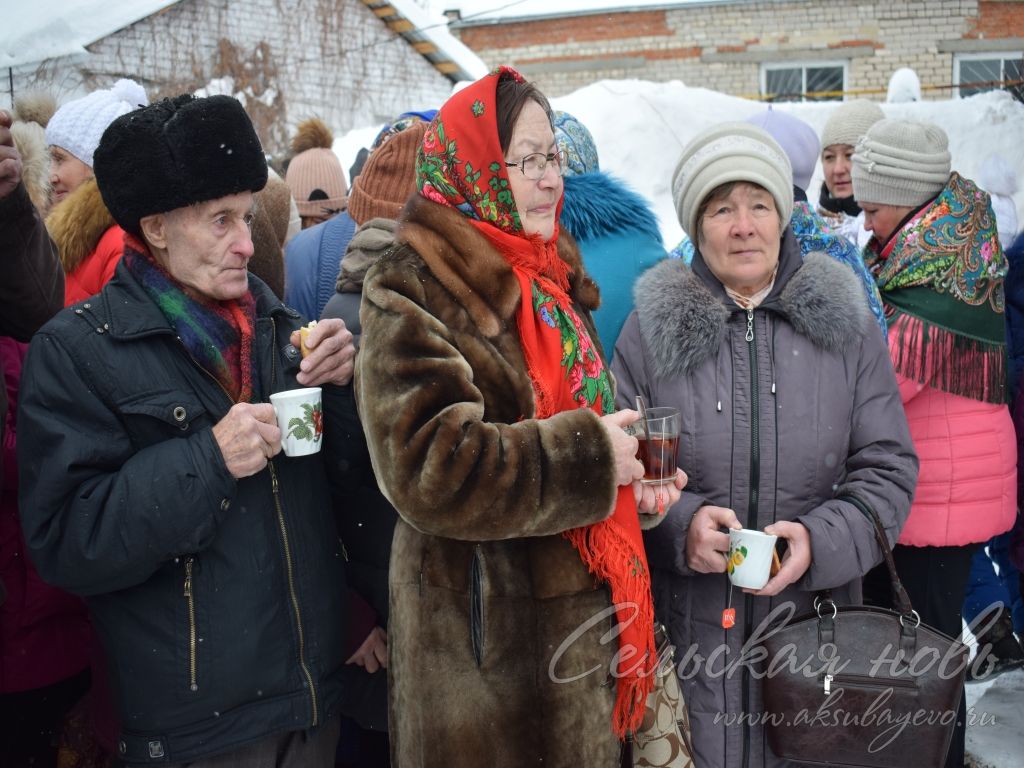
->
[887,68,922,103]
[337,78,1024,247]
[194,76,279,110]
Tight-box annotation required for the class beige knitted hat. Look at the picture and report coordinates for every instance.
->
[820,100,885,152]
[851,119,951,208]
[285,118,348,221]
[671,121,793,239]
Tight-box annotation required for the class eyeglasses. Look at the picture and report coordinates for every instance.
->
[504,150,568,180]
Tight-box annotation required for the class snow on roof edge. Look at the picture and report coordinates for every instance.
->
[388,0,488,81]
[2,0,180,69]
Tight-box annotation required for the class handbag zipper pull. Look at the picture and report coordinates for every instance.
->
[823,673,833,695]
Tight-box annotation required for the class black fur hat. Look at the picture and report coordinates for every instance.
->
[94,94,268,235]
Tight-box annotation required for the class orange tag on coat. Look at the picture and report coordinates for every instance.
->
[721,608,736,629]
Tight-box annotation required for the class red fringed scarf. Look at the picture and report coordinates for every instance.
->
[419,66,655,736]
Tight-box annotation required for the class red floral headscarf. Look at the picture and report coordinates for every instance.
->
[417,67,657,738]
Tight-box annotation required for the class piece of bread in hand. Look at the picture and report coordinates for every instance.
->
[299,320,317,357]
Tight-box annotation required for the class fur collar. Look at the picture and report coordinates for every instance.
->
[560,172,663,244]
[46,177,117,274]
[634,250,869,379]
[396,194,600,338]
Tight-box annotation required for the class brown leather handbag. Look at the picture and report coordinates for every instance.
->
[760,496,968,768]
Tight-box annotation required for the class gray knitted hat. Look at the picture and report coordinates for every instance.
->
[851,119,951,207]
[672,121,793,239]
[820,100,885,152]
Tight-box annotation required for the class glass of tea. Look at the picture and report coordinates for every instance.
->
[626,406,681,484]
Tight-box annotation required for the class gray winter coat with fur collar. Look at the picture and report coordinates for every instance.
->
[611,229,918,768]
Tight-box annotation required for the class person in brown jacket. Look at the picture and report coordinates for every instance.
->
[356,68,684,768]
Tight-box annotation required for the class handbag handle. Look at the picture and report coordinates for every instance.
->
[837,494,915,618]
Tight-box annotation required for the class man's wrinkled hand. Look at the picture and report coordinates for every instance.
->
[212,403,281,479]
[291,318,355,387]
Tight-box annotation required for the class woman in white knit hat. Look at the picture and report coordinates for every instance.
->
[45,79,147,305]
[854,118,1015,768]
[612,122,917,768]
[817,99,885,247]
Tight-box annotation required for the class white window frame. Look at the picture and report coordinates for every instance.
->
[760,60,849,102]
[953,51,1024,98]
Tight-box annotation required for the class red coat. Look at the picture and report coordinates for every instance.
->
[64,224,124,306]
[46,177,124,307]
[1,336,91,692]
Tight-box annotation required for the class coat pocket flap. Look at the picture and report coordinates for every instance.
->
[117,390,208,429]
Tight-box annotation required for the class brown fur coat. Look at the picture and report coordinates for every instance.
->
[356,195,626,767]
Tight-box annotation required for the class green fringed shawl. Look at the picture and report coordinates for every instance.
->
[867,173,1008,404]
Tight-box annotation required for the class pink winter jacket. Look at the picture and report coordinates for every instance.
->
[896,366,1017,547]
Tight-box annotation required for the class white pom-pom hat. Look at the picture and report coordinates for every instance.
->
[45,79,148,169]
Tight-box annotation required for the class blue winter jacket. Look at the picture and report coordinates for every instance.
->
[285,211,357,321]
[559,172,666,355]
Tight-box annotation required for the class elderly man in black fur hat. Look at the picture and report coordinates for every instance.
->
[17,94,358,766]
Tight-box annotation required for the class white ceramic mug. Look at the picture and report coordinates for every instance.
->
[727,528,778,590]
[270,387,323,457]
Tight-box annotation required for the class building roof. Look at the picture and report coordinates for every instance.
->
[368,0,488,80]
[3,0,179,69]
[2,0,487,81]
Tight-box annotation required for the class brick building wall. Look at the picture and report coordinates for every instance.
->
[454,0,1024,99]
[9,0,457,157]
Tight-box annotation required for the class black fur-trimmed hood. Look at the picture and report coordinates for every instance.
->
[633,250,869,380]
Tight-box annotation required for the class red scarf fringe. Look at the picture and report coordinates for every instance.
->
[477,219,655,737]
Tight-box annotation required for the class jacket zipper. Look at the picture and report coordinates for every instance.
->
[183,556,198,691]
[823,673,916,695]
[269,461,319,726]
[268,319,319,723]
[742,307,759,768]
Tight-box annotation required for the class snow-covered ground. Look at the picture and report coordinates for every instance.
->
[962,625,1023,767]
[335,79,1024,249]
[965,668,1023,768]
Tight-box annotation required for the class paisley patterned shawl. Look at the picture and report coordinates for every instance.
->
[865,173,1008,403]
[866,172,1005,309]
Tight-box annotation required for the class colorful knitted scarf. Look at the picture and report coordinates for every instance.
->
[418,66,656,737]
[123,234,257,403]
[865,172,1007,403]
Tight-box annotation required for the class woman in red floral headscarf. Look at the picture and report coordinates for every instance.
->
[354,67,685,767]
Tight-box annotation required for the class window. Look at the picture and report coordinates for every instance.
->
[761,62,847,102]
[954,52,1023,99]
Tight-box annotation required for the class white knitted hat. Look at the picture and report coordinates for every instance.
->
[45,79,148,169]
[851,119,951,208]
[672,121,793,239]
[820,100,885,152]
